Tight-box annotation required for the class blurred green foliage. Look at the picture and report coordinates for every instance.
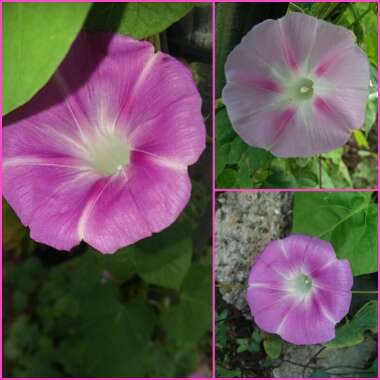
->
[216,2,378,189]
[4,185,211,377]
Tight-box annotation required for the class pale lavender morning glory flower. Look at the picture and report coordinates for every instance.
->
[3,32,205,254]
[223,13,369,157]
[247,235,353,345]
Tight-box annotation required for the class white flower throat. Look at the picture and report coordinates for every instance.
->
[287,272,314,298]
[85,130,131,176]
[294,273,313,294]
[290,77,314,102]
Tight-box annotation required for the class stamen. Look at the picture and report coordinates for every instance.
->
[85,130,131,176]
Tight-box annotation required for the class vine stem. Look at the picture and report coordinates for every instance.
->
[351,290,378,294]
[218,284,378,295]
[302,346,326,377]
[348,5,372,29]
[289,2,305,14]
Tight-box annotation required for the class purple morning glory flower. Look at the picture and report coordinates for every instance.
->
[247,235,353,345]
[3,32,205,254]
[223,13,369,157]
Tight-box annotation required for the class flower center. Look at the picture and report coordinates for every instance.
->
[86,131,131,176]
[292,77,314,101]
[293,273,313,295]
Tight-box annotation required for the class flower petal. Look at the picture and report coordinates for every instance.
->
[309,22,356,72]
[3,33,155,155]
[3,155,99,251]
[222,82,281,133]
[117,53,205,165]
[53,32,156,137]
[4,32,204,253]
[223,13,368,157]
[248,258,287,288]
[3,120,88,160]
[315,287,352,324]
[77,174,152,254]
[280,13,355,71]
[253,239,293,276]
[279,296,335,345]
[224,34,281,88]
[247,287,294,334]
[278,13,319,68]
[128,95,205,166]
[81,151,191,253]
[246,235,353,345]
[313,259,353,292]
[237,18,299,71]
[323,88,368,131]
[254,235,325,275]
[224,105,298,153]
[270,100,353,157]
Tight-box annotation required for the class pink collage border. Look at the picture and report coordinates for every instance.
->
[1,1,379,380]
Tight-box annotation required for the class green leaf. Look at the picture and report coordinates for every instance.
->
[35,252,160,377]
[251,329,263,343]
[85,249,136,284]
[85,3,193,39]
[332,203,377,276]
[263,334,283,359]
[2,198,28,253]
[292,192,377,276]
[216,107,235,177]
[3,3,91,115]
[13,290,28,313]
[5,316,40,360]
[364,97,378,134]
[228,138,249,164]
[216,108,236,144]
[216,322,228,349]
[368,358,378,378]
[180,180,208,230]
[162,262,211,346]
[216,309,229,322]
[236,338,249,353]
[238,159,252,187]
[216,107,273,188]
[326,301,378,349]
[353,130,369,148]
[77,298,157,377]
[132,221,193,289]
[216,143,232,179]
[217,367,242,378]
[217,168,238,188]
[262,153,354,189]
[322,149,353,188]
[352,154,378,189]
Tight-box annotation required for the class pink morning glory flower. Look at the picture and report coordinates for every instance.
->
[223,13,369,157]
[3,32,205,254]
[247,235,353,345]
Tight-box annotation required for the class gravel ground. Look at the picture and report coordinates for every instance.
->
[215,192,293,312]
